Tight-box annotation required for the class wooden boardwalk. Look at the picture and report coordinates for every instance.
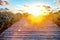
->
[0,18,60,40]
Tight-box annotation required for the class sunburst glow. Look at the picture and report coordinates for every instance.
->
[23,5,49,16]
[22,4,49,24]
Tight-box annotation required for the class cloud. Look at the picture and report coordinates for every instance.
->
[55,0,60,5]
[4,1,9,5]
[0,0,10,5]
[0,0,2,5]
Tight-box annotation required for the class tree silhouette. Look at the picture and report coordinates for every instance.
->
[0,11,14,34]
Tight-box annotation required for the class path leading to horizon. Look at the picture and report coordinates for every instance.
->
[0,18,60,40]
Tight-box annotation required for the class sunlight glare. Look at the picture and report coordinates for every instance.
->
[22,4,49,24]
[23,5,49,16]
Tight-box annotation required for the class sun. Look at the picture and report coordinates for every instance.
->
[22,4,49,24]
[23,5,49,16]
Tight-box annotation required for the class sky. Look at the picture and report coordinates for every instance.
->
[0,0,60,11]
